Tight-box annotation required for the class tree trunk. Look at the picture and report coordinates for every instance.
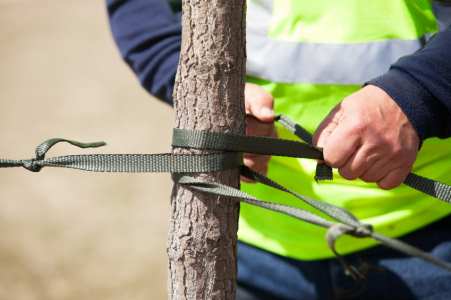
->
[168,0,246,299]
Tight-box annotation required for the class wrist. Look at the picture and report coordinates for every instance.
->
[367,68,448,141]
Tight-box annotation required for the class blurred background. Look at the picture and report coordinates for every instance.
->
[0,1,172,299]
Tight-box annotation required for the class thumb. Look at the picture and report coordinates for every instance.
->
[313,104,343,148]
[313,120,336,149]
[245,83,274,122]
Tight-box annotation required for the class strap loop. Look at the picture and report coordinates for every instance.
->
[326,223,373,279]
[34,138,107,161]
[22,159,42,172]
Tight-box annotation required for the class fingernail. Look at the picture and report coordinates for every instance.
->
[259,107,274,118]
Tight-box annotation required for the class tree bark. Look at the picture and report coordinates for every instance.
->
[168,0,246,299]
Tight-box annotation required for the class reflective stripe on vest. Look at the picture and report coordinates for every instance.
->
[246,0,448,84]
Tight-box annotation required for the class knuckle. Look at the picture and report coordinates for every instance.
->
[329,160,344,169]
[390,145,404,159]
[377,180,399,190]
[326,160,343,169]
[360,176,371,183]
[322,146,341,167]
[361,173,377,183]
[340,96,353,107]
[351,122,365,135]
[348,116,367,135]
[244,155,269,172]
[364,151,381,165]
[257,92,274,105]
[391,156,410,170]
[339,168,358,180]
[323,153,341,168]
[377,181,389,190]
[243,157,256,168]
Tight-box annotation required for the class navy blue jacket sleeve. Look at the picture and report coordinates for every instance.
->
[107,0,181,104]
[368,26,451,140]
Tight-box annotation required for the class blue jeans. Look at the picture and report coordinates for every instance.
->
[237,216,451,300]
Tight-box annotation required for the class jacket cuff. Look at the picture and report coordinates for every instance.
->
[367,68,446,141]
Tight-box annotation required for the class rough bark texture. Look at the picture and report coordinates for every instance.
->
[168,0,246,299]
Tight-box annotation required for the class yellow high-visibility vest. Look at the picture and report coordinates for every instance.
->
[240,0,451,260]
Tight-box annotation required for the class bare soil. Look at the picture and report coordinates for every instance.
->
[0,1,171,299]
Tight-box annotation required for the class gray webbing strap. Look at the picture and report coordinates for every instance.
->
[0,138,242,173]
[241,166,451,277]
[404,173,451,203]
[1,114,451,276]
[172,128,323,159]
[240,166,360,227]
[177,168,451,278]
[276,114,314,145]
[175,173,334,229]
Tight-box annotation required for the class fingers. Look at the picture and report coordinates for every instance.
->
[241,154,270,183]
[360,158,393,183]
[312,86,420,190]
[338,144,411,188]
[241,83,275,182]
[313,103,342,147]
[338,149,370,180]
[314,110,360,169]
[341,155,408,189]
[321,124,360,168]
[246,115,276,137]
[245,83,274,122]
[243,109,276,180]
[241,175,256,183]
[333,141,409,187]
[244,154,269,175]
[377,168,410,190]
[314,104,361,169]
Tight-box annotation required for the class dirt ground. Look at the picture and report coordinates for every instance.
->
[0,1,172,299]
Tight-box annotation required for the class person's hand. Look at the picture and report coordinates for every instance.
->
[313,85,420,189]
[242,83,276,182]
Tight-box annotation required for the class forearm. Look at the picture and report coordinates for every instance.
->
[368,26,451,140]
[107,0,181,104]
